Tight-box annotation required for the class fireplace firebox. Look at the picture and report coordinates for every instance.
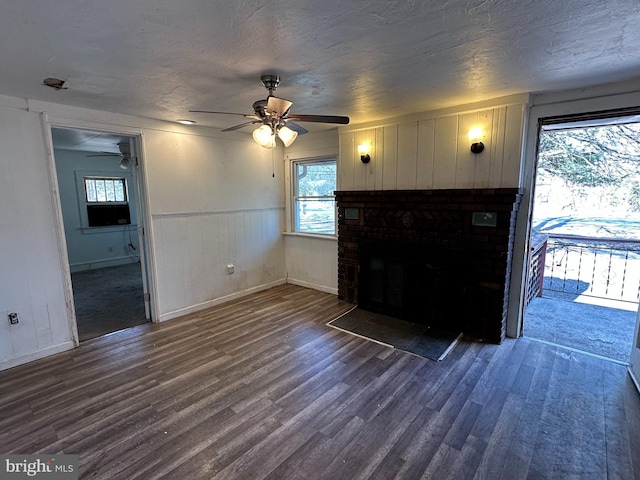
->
[358,241,470,332]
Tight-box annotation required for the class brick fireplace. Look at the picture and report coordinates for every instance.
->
[336,188,523,343]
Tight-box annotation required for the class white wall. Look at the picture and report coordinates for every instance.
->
[0,98,74,369]
[0,96,286,370]
[54,148,140,272]
[338,94,529,191]
[283,130,340,293]
[144,128,286,320]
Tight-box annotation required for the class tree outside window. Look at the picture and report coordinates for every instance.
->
[84,177,127,203]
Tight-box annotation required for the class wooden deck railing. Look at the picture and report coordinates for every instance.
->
[528,233,640,305]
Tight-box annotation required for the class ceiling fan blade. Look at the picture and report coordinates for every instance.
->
[287,114,350,125]
[266,96,293,117]
[221,120,262,132]
[284,122,309,135]
[190,110,261,120]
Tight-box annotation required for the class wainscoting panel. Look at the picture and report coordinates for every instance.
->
[339,101,526,191]
[284,234,338,294]
[152,208,285,319]
[0,105,73,369]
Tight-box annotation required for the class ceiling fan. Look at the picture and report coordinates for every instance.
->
[86,142,132,169]
[190,75,350,148]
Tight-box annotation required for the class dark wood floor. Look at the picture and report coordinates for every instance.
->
[1,284,639,479]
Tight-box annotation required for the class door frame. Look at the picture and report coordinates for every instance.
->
[508,85,640,342]
[630,309,640,393]
[41,115,157,345]
[522,112,640,364]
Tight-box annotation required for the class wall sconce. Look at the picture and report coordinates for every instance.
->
[468,127,485,154]
[357,143,371,163]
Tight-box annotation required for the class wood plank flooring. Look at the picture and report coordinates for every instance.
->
[1,284,639,479]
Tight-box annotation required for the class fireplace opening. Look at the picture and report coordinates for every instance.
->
[358,241,469,333]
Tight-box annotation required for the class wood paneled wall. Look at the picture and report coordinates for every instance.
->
[0,101,74,369]
[153,208,285,320]
[0,97,288,370]
[137,128,288,321]
[339,102,526,191]
[283,234,338,294]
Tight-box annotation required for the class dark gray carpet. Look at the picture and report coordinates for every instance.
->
[328,308,462,361]
[524,296,636,363]
[71,262,148,342]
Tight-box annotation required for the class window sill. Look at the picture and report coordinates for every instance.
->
[79,224,137,234]
[282,231,338,241]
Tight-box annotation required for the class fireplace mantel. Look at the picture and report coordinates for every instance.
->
[336,188,523,343]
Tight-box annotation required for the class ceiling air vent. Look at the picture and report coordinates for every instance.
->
[42,77,67,91]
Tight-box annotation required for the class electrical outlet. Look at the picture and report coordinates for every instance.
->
[226,264,235,274]
[8,312,19,325]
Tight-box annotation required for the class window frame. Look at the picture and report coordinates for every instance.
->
[291,157,337,236]
[83,176,128,204]
[74,171,133,230]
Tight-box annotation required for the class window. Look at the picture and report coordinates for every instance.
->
[84,177,127,203]
[292,159,336,235]
[83,177,131,227]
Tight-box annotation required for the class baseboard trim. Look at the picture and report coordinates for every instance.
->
[0,341,76,372]
[286,278,338,295]
[70,256,139,273]
[157,279,287,322]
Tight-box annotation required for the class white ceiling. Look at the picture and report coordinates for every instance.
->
[3,0,640,143]
[50,128,133,154]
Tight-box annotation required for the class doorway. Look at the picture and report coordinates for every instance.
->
[51,127,152,341]
[523,116,640,363]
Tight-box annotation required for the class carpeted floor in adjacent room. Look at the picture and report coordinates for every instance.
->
[71,262,148,342]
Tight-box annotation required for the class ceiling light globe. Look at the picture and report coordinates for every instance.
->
[253,125,275,149]
[277,126,298,147]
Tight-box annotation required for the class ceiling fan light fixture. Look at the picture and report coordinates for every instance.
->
[191,75,349,149]
[277,126,298,147]
[253,124,276,149]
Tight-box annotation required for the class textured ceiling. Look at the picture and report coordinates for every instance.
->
[2,0,640,139]
[51,128,134,154]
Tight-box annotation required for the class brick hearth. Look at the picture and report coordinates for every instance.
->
[336,188,523,343]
